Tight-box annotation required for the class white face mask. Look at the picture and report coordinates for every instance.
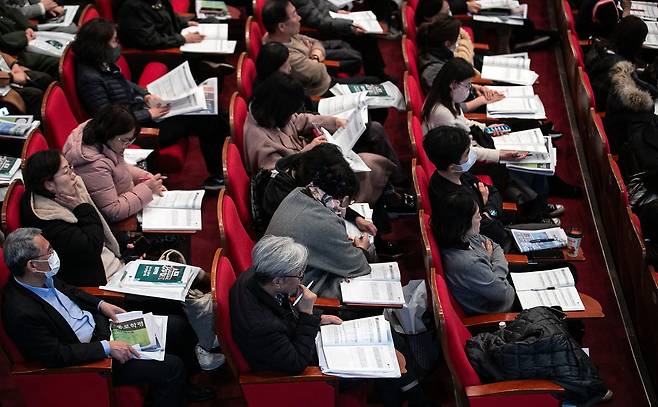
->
[452,149,477,173]
[451,82,471,103]
[32,250,60,279]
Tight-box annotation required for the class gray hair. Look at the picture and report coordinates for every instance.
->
[251,235,308,281]
[4,227,43,277]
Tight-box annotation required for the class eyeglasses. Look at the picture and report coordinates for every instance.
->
[284,272,304,281]
[31,246,53,261]
[117,136,137,145]
[455,81,472,90]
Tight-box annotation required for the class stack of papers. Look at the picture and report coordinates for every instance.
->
[344,202,375,244]
[0,116,40,139]
[0,156,21,184]
[329,11,383,34]
[179,24,236,54]
[330,81,405,110]
[320,105,371,172]
[37,5,79,29]
[111,311,168,360]
[510,227,568,253]
[510,267,585,311]
[492,128,548,154]
[27,32,74,58]
[101,259,200,301]
[473,0,527,25]
[486,95,546,119]
[480,53,538,85]
[505,136,557,175]
[631,1,658,21]
[643,21,658,48]
[340,262,405,306]
[195,0,230,20]
[141,189,205,231]
[316,316,401,378]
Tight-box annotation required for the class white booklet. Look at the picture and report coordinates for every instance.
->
[492,128,548,154]
[487,95,546,120]
[510,267,585,311]
[179,24,236,54]
[344,202,375,244]
[146,62,215,118]
[27,31,74,58]
[111,311,168,361]
[318,91,369,121]
[37,5,79,29]
[510,227,568,253]
[123,149,154,166]
[101,259,200,301]
[142,189,205,231]
[340,262,405,306]
[481,53,538,85]
[329,81,405,110]
[486,85,535,98]
[505,136,557,175]
[316,316,401,378]
[186,78,219,115]
[321,105,371,172]
[474,2,527,25]
[329,11,383,34]
[631,1,658,21]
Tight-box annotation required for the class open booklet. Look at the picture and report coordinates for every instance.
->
[111,311,168,361]
[320,105,371,172]
[329,11,383,34]
[318,91,369,122]
[510,227,568,253]
[179,24,237,54]
[340,262,405,306]
[329,81,405,110]
[510,267,585,311]
[0,116,40,139]
[344,202,375,244]
[27,31,74,58]
[316,315,401,378]
[505,136,557,175]
[480,53,538,85]
[142,189,205,231]
[101,259,200,301]
[37,5,79,29]
[186,78,219,115]
[473,0,527,25]
[486,95,546,120]
[631,1,658,21]
[492,128,548,154]
[0,156,21,183]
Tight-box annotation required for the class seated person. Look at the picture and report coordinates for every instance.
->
[63,105,166,224]
[421,58,563,223]
[20,149,127,286]
[2,228,216,406]
[586,15,647,109]
[72,19,226,190]
[114,0,204,50]
[244,73,403,206]
[230,235,428,406]
[0,50,52,117]
[0,2,59,76]
[4,0,77,33]
[432,191,516,315]
[255,41,292,88]
[576,0,627,40]
[261,0,383,97]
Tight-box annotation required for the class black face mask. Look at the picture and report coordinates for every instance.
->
[105,46,121,64]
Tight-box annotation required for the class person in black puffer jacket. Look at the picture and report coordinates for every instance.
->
[466,306,611,405]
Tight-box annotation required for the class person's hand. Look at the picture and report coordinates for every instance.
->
[295,284,318,315]
[335,118,347,128]
[99,302,126,322]
[467,0,481,13]
[310,49,325,62]
[356,216,377,235]
[10,64,29,84]
[144,173,166,196]
[320,314,343,325]
[25,28,36,41]
[499,150,528,161]
[41,0,58,11]
[109,341,140,363]
[351,24,366,35]
[302,135,327,152]
[54,190,85,210]
[148,105,171,120]
[145,94,164,108]
[476,86,504,101]
[184,32,205,43]
[395,350,407,374]
[49,5,64,16]
[188,20,199,26]
[483,238,494,258]
[477,182,489,205]
[350,234,370,251]
[486,124,511,136]
[337,9,350,14]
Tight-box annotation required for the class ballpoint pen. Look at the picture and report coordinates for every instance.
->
[292,280,315,307]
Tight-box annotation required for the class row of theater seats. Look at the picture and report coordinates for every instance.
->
[554,0,658,388]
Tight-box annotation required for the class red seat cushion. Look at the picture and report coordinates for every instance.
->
[402,5,417,42]
[137,62,169,88]
[219,191,254,274]
[237,53,257,100]
[21,130,49,162]
[409,113,436,175]
[230,93,248,162]
[246,17,263,59]
[225,142,252,226]
[42,84,81,149]
[404,72,424,118]
[403,37,419,82]
[60,47,88,122]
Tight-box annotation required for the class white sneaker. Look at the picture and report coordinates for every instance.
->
[196,344,226,371]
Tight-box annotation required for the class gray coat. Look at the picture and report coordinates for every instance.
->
[265,187,371,298]
[441,234,515,315]
[289,0,353,36]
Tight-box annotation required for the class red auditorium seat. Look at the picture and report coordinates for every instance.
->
[237,52,257,101]
[217,189,254,274]
[222,138,252,226]
[229,92,248,162]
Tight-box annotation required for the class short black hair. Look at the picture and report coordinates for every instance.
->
[262,0,290,34]
[311,156,359,200]
[423,126,470,170]
[72,18,116,66]
[431,190,478,247]
[294,143,348,185]
[82,104,140,147]
[422,57,475,120]
[415,0,448,26]
[251,73,305,128]
[612,15,648,60]
[256,42,289,80]
[23,149,63,199]
[417,15,461,52]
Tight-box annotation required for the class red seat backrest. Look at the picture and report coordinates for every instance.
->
[402,37,419,82]
[408,112,436,175]
[59,47,88,122]
[404,72,424,118]
[0,251,26,364]
[237,53,257,101]
[253,0,266,33]
[213,252,251,375]
[41,83,79,150]
[223,140,252,226]
[245,17,263,60]
[218,190,254,274]
[402,5,417,42]
[229,92,248,162]
[413,164,431,216]
[96,0,114,21]
[564,0,576,32]
[2,180,24,234]
[78,4,101,26]
[21,130,49,163]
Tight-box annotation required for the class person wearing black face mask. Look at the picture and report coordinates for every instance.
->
[71,18,228,191]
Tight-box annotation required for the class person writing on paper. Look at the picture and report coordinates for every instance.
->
[1,228,218,406]
[432,191,516,315]
[72,19,227,191]
[62,105,166,224]
[244,73,409,209]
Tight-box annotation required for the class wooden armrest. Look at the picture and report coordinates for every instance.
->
[465,380,565,397]
[13,358,112,375]
[142,229,197,234]
[342,302,404,309]
[113,216,138,232]
[465,113,498,124]
[472,75,494,85]
[502,202,517,212]
[310,95,323,102]
[323,60,341,68]
[505,253,529,266]
[300,26,320,35]
[474,42,490,51]
[570,293,604,318]
[596,111,606,118]
[80,287,125,302]
[121,48,182,56]
[314,297,341,308]
[453,14,473,21]
[240,366,337,384]
[462,312,519,327]
[139,128,160,138]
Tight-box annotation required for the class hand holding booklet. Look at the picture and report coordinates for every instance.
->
[316,316,401,378]
[111,311,168,361]
[179,24,236,54]
[328,11,383,34]
[141,190,205,231]
[320,105,371,172]
[340,262,405,306]
[510,227,568,253]
[510,267,585,311]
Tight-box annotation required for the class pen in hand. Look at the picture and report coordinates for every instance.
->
[292,280,315,307]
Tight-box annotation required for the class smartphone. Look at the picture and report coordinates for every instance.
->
[485,124,511,135]
[130,235,150,255]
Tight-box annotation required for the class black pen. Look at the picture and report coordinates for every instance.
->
[529,238,555,243]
